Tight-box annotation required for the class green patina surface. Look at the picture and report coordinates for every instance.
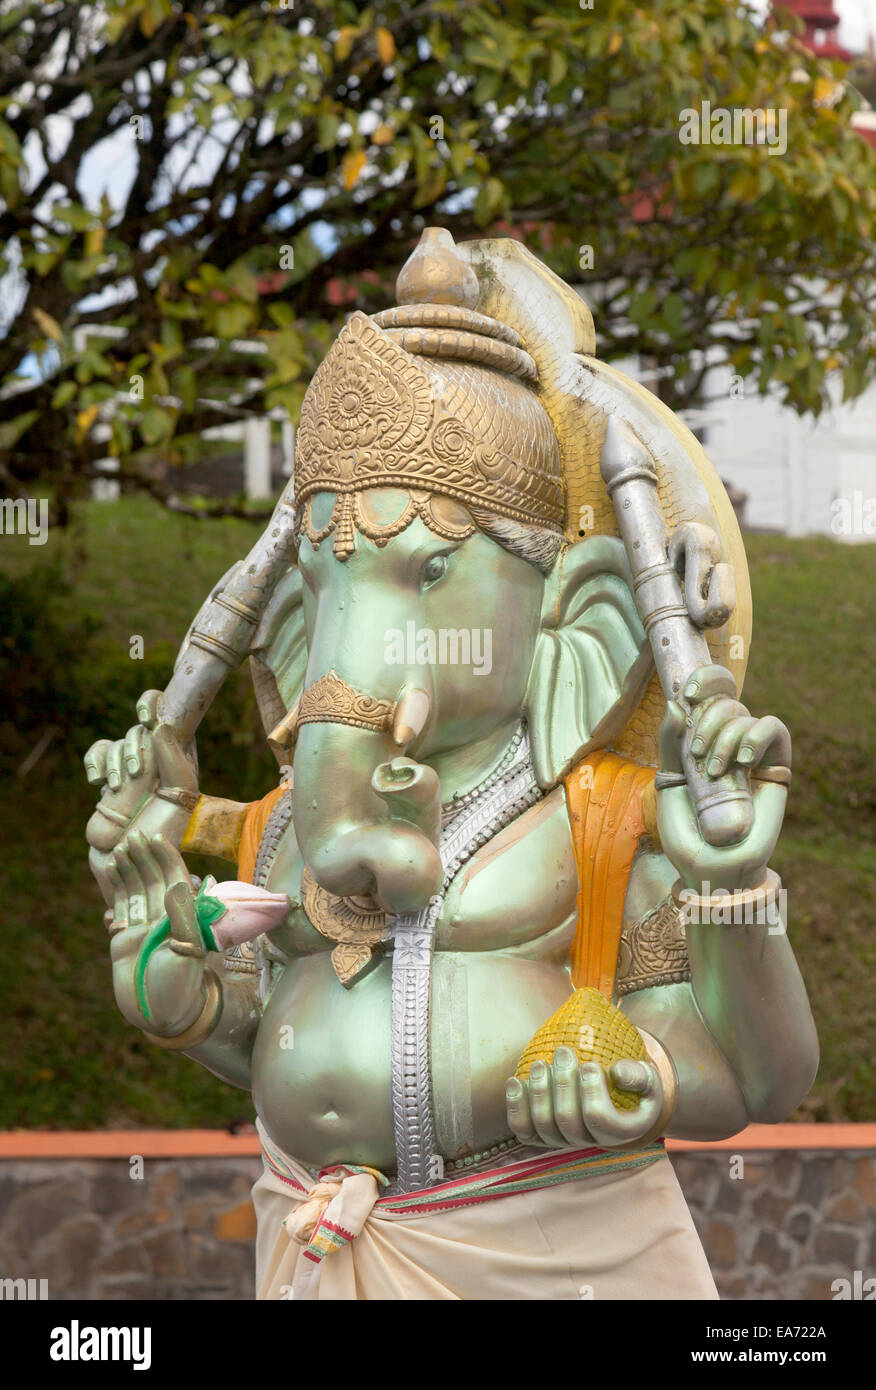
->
[0,497,873,1127]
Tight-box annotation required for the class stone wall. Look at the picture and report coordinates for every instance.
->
[0,1149,873,1300]
[672,1149,875,1300]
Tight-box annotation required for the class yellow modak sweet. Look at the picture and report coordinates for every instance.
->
[515,987,647,1111]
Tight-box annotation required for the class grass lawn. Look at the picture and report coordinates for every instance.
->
[0,498,873,1127]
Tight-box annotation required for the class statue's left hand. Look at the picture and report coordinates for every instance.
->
[657,665,791,893]
[85,689,198,858]
[505,1048,663,1149]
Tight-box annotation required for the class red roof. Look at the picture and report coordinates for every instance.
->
[772,0,853,61]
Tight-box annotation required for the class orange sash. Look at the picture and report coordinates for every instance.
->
[237,785,287,885]
[564,752,656,997]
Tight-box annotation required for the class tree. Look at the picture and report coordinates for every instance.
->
[0,0,873,518]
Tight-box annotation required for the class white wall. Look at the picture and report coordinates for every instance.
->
[621,355,876,540]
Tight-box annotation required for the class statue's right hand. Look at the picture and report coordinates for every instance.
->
[102,831,210,1035]
[85,690,198,854]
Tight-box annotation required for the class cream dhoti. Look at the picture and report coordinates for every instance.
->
[253,1123,717,1301]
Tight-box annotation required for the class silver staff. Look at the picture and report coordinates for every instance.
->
[599,417,753,848]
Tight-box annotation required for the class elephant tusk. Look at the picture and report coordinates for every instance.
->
[268,701,300,761]
[392,687,431,747]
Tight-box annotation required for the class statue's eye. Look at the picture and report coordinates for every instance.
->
[421,554,448,588]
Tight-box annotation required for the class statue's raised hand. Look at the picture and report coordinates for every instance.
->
[103,831,213,1036]
[505,1049,664,1149]
[657,664,791,893]
[84,689,198,860]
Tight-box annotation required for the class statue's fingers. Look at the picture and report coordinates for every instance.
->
[609,1060,657,1099]
[702,715,756,777]
[505,1077,538,1145]
[552,1047,589,1145]
[103,857,127,924]
[135,690,162,730]
[580,1063,661,1147]
[126,830,166,921]
[658,700,687,775]
[164,880,202,950]
[527,1061,566,1147]
[105,740,125,792]
[682,665,738,706]
[689,698,748,759]
[150,834,192,896]
[84,739,113,787]
[656,783,699,854]
[738,715,792,771]
[123,725,147,778]
[152,725,199,792]
[114,844,148,927]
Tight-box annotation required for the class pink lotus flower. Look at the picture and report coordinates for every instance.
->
[204,878,290,949]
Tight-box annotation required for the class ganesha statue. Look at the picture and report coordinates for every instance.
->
[85,229,818,1301]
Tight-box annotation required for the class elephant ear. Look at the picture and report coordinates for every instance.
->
[247,566,307,736]
[524,536,653,790]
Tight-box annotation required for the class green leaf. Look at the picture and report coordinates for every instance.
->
[548,49,567,88]
[53,203,98,233]
[215,301,254,339]
[0,410,39,450]
[474,176,503,227]
[51,380,78,409]
[140,406,175,446]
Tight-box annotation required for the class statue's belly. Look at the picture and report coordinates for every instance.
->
[252,951,395,1171]
[251,945,572,1173]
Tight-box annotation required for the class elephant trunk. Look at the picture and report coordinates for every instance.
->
[291,683,442,915]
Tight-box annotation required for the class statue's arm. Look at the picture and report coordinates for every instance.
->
[618,846,818,1137]
[178,968,261,1091]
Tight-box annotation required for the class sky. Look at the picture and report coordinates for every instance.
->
[750,0,876,51]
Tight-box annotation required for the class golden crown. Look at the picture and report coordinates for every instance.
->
[293,230,565,558]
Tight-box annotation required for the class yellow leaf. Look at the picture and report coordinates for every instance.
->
[376,27,396,65]
[341,150,366,189]
[85,225,106,257]
[835,174,859,203]
[608,33,623,55]
[32,306,62,342]
[140,2,159,38]
[372,123,394,146]
[814,75,843,109]
[335,26,360,62]
[76,406,98,440]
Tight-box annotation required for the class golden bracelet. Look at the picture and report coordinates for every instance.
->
[145,971,222,1051]
[671,867,782,919]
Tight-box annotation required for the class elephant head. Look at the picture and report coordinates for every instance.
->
[249,303,651,914]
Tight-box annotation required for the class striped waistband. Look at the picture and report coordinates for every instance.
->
[261,1135,665,1219]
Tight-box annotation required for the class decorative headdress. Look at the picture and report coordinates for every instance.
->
[293,229,564,558]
